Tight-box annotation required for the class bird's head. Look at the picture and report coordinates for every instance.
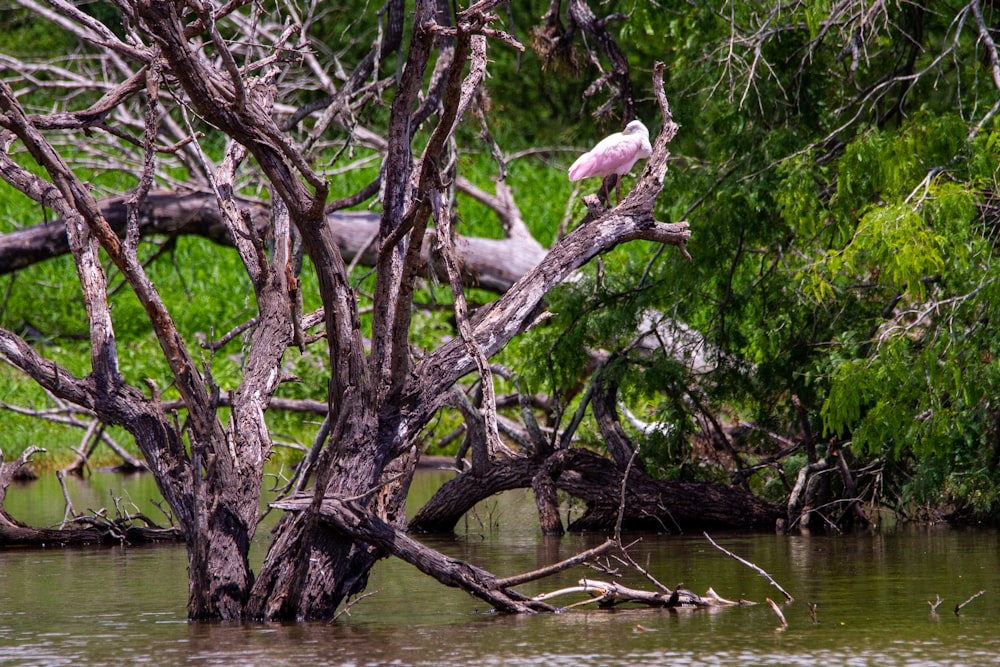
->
[622,120,649,137]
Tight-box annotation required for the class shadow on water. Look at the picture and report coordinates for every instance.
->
[2,468,999,666]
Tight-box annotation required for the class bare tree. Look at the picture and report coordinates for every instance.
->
[0,0,710,621]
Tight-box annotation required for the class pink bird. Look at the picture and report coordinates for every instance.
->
[568,120,653,205]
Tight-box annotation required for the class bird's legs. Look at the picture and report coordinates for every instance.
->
[600,175,622,207]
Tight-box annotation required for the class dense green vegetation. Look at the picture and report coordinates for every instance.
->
[2,0,1000,524]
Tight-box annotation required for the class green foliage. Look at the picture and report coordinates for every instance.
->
[0,7,75,56]
[509,1,1000,520]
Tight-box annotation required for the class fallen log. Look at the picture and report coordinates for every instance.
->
[0,447,183,547]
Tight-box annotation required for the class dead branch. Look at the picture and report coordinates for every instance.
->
[533,578,738,610]
[954,589,986,615]
[0,446,46,506]
[787,455,832,529]
[271,494,554,614]
[494,538,616,588]
[565,0,635,121]
[614,446,640,541]
[0,447,182,546]
[56,470,77,527]
[609,541,671,595]
[704,532,793,602]
[928,594,944,614]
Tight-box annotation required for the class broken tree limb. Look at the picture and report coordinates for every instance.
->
[271,494,555,613]
[1,444,182,546]
[0,446,183,546]
[56,470,77,528]
[612,543,672,595]
[954,590,986,616]
[494,538,616,588]
[533,578,738,610]
[767,597,788,628]
[703,531,794,602]
[0,446,46,507]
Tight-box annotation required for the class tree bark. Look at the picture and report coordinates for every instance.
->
[532,458,566,536]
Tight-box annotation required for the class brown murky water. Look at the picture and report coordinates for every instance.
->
[1,470,998,666]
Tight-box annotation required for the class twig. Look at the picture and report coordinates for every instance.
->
[614,445,640,542]
[928,594,944,614]
[495,538,616,588]
[332,589,379,622]
[808,601,818,623]
[56,470,77,528]
[610,540,672,594]
[704,532,793,602]
[954,590,986,616]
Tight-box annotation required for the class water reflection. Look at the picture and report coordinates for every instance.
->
[1,470,998,666]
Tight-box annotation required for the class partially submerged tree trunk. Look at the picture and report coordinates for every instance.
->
[410,447,781,534]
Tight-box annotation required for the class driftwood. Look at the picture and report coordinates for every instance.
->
[954,590,986,616]
[766,597,788,628]
[533,579,747,610]
[0,447,182,546]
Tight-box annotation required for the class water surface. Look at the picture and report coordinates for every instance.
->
[1,470,997,666]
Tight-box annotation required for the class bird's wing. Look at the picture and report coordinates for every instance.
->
[568,151,602,181]
[568,132,641,181]
[598,135,646,176]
